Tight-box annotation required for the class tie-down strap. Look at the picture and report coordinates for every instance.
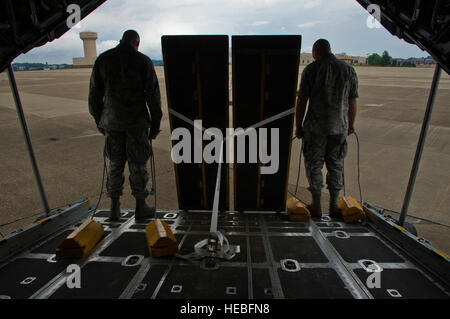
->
[175,231,240,261]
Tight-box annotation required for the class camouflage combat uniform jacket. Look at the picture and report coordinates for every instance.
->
[88,42,162,132]
[298,53,358,136]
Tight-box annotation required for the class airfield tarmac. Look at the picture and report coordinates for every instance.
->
[0,65,449,253]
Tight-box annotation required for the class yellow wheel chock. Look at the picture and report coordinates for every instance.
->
[56,219,104,259]
[338,196,365,223]
[286,197,311,221]
[145,219,178,257]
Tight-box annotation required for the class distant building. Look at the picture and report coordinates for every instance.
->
[72,31,98,68]
[409,57,435,66]
[336,54,367,65]
[300,53,314,65]
[392,56,435,67]
[12,63,70,71]
[392,58,404,66]
[300,52,367,65]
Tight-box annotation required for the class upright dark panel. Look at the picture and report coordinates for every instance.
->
[232,35,301,211]
[162,36,229,210]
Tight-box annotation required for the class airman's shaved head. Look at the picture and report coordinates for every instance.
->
[121,30,140,50]
[312,39,331,60]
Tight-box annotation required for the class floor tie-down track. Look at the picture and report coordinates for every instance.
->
[0,207,448,299]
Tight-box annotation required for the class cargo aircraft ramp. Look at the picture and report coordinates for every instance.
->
[0,202,449,299]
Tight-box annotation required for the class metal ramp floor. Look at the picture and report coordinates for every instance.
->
[0,208,448,299]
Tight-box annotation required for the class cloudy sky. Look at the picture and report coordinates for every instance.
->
[15,0,426,64]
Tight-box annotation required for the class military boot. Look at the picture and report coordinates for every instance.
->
[307,189,322,217]
[329,189,342,219]
[110,197,121,221]
[135,198,155,220]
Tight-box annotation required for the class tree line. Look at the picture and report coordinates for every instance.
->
[368,51,416,67]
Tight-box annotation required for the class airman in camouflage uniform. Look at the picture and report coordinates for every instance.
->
[295,39,358,217]
[89,30,162,220]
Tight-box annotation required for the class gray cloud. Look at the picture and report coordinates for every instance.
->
[15,0,426,64]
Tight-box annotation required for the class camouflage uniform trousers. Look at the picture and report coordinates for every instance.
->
[302,131,348,192]
[105,128,152,199]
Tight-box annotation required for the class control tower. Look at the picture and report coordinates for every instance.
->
[73,31,98,67]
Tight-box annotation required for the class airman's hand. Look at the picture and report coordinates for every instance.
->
[348,126,355,136]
